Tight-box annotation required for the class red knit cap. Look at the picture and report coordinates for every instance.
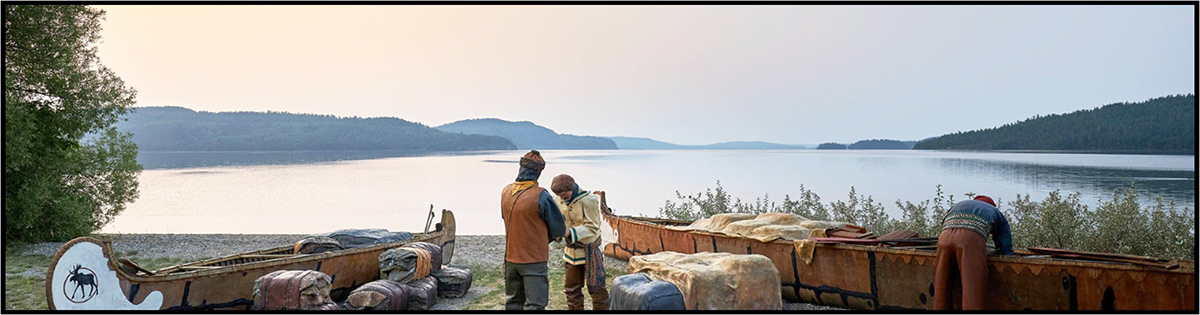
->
[974,195,996,207]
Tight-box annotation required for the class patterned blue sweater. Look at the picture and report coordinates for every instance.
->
[942,200,1014,255]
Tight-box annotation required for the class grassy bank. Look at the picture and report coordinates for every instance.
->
[459,262,629,310]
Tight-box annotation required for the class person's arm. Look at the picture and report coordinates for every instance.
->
[993,212,1015,255]
[567,195,602,245]
[538,190,567,242]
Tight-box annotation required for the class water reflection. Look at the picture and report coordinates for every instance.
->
[110,150,1194,234]
[137,150,497,169]
[934,157,1194,205]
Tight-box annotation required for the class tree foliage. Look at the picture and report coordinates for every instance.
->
[116,106,517,151]
[914,95,1195,152]
[4,5,142,243]
[660,182,1194,260]
[816,142,847,150]
[848,139,916,150]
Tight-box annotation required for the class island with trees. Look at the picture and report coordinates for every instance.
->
[914,94,1195,153]
[116,106,517,152]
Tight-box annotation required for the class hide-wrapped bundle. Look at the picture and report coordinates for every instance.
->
[400,276,439,310]
[379,242,443,282]
[401,242,443,272]
[720,212,806,238]
[628,251,781,310]
[308,229,413,249]
[669,213,757,232]
[609,273,686,310]
[293,236,342,254]
[721,213,842,241]
[431,266,473,298]
[251,270,339,310]
[345,280,409,311]
[745,224,815,242]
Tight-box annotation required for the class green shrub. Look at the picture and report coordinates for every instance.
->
[659,181,1194,260]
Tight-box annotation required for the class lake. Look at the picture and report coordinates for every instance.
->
[102,150,1196,235]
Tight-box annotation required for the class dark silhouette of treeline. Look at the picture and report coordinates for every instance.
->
[116,106,517,152]
[914,94,1195,152]
[817,139,916,150]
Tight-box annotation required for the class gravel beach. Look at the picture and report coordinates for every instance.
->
[18,234,840,310]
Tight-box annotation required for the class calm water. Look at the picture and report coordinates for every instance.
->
[103,150,1195,235]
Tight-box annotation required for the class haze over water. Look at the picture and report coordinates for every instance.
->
[103,150,1195,235]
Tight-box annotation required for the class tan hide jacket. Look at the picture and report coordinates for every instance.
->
[558,191,602,265]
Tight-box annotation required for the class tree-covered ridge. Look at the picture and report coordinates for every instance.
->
[849,139,916,149]
[816,142,847,150]
[817,139,914,150]
[436,118,618,150]
[914,94,1196,152]
[116,107,517,151]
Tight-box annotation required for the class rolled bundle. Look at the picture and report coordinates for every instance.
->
[721,219,773,237]
[293,236,343,254]
[628,252,781,310]
[345,280,409,311]
[754,212,808,225]
[746,225,813,242]
[609,273,686,310]
[401,242,443,273]
[380,248,431,283]
[310,229,413,249]
[401,276,439,310]
[687,213,756,231]
[431,266,473,298]
[251,270,339,310]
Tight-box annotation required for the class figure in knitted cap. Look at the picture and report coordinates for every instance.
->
[500,150,566,310]
[550,174,610,310]
[933,195,1013,310]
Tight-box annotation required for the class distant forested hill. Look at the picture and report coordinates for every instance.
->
[116,106,516,151]
[607,137,811,150]
[849,139,917,149]
[436,118,618,150]
[914,94,1196,152]
[607,137,688,150]
[816,142,847,150]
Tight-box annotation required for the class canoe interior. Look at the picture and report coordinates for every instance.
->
[598,204,1196,311]
[48,209,457,310]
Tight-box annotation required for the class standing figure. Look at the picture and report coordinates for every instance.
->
[550,174,611,310]
[933,195,1014,310]
[500,150,567,310]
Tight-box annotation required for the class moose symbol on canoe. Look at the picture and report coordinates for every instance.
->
[65,264,98,302]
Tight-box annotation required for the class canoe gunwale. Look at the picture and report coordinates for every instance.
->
[602,209,1195,274]
[46,209,458,310]
[125,230,446,282]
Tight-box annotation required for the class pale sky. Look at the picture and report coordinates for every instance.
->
[92,5,1195,145]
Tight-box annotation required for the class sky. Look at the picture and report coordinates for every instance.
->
[92,5,1195,146]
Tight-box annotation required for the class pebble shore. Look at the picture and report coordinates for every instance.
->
[20,234,840,310]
